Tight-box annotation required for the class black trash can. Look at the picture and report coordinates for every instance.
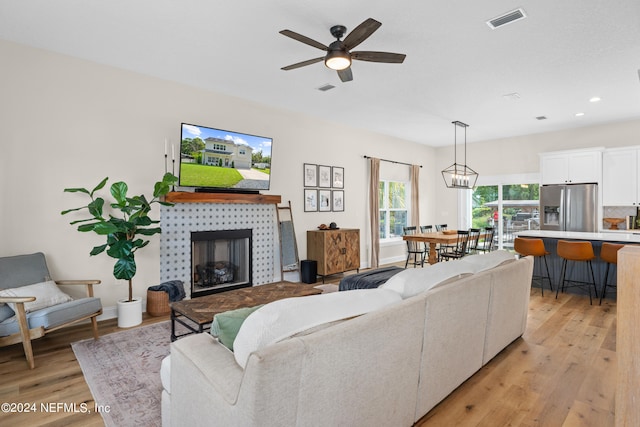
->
[300,260,317,284]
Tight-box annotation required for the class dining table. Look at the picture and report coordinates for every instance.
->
[403,231,487,265]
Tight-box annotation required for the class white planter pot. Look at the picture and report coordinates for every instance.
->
[117,297,143,328]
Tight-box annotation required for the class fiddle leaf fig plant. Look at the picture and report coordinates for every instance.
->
[62,173,178,302]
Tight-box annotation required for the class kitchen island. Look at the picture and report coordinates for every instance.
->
[515,230,640,301]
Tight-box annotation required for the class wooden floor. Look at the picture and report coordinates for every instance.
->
[0,288,616,427]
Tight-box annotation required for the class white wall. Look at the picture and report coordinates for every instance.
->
[433,118,640,228]
[0,40,436,309]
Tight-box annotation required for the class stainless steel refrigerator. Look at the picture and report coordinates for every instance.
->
[540,183,598,232]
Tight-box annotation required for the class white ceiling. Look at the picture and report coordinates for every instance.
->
[1,0,639,147]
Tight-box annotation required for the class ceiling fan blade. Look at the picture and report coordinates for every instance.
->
[338,67,353,82]
[281,57,325,71]
[342,18,382,51]
[351,51,406,63]
[279,30,328,51]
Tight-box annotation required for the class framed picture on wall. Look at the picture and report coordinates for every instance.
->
[319,189,331,212]
[304,189,318,212]
[318,165,331,188]
[332,190,344,212]
[332,166,344,188]
[303,163,317,187]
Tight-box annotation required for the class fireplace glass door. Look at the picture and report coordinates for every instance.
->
[191,229,252,297]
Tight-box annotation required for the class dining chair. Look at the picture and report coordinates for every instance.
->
[403,226,425,268]
[476,227,495,253]
[420,225,433,259]
[439,230,470,261]
[467,228,481,254]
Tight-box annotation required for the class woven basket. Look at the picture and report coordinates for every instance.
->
[146,290,170,317]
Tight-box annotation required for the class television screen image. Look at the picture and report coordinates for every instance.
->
[179,123,273,191]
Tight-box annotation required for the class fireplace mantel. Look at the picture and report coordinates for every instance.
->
[164,192,281,205]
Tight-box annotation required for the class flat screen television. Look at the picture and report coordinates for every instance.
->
[178,122,273,192]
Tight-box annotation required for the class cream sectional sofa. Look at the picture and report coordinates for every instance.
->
[163,251,533,426]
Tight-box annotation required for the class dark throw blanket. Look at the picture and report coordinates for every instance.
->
[148,280,186,302]
[339,266,404,291]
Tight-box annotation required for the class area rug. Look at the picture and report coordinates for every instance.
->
[72,321,181,427]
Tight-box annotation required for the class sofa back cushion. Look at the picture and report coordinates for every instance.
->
[233,288,402,368]
[459,250,516,273]
[380,260,474,299]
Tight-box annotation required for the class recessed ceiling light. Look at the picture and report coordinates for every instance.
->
[575,112,585,117]
[589,97,601,103]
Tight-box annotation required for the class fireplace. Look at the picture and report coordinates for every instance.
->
[191,229,252,297]
[160,198,279,298]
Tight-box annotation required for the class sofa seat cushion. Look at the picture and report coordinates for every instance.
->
[233,288,402,368]
[459,250,516,273]
[0,280,72,314]
[380,261,474,299]
[0,297,102,336]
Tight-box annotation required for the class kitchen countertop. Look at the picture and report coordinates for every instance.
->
[516,229,640,243]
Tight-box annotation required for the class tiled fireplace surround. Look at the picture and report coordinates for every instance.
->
[159,193,282,298]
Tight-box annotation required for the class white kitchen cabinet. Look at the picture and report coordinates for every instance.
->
[602,147,640,206]
[540,149,602,185]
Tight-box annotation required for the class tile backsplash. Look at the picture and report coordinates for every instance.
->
[603,206,639,230]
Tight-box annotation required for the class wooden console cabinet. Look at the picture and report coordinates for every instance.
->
[307,229,360,281]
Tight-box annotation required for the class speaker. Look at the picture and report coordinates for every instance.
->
[300,260,317,284]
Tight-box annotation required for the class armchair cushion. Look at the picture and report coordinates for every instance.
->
[0,280,72,314]
[0,305,14,323]
[0,297,102,337]
[0,252,51,289]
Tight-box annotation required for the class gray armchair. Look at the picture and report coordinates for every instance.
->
[0,253,102,369]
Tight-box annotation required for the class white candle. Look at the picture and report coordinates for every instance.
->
[165,139,167,156]
[172,144,175,161]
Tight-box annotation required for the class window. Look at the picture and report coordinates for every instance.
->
[470,175,539,250]
[379,180,409,240]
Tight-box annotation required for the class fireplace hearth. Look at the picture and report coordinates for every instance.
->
[191,229,252,297]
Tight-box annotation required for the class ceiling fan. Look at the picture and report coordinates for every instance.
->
[279,18,406,82]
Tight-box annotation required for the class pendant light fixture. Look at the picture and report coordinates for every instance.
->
[441,121,479,189]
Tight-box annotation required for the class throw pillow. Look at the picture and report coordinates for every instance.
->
[233,288,402,369]
[210,305,264,351]
[0,280,73,313]
[380,261,475,299]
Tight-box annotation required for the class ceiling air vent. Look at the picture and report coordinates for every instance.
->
[487,8,527,29]
[317,84,336,92]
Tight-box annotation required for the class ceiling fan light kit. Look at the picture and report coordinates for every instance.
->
[441,121,479,189]
[325,48,351,70]
[279,18,406,82]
